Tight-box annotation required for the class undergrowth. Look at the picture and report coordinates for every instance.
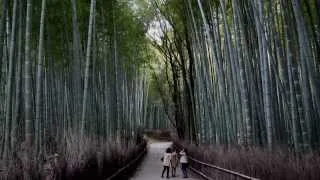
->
[144,129,172,141]
[0,134,146,180]
[174,141,320,180]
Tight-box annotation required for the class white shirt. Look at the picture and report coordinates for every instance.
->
[179,151,188,163]
[163,153,171,166]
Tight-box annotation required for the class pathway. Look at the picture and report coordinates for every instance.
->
[130,142,199,180]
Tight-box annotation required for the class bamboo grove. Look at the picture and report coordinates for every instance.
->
[0,0,151,163]
[0,0,319,173]
[147,0,320,152]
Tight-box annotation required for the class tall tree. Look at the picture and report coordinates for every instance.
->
[25,0,33,148]
[81,0,96,137]
[35,0,47,153]
[4,0,17,160]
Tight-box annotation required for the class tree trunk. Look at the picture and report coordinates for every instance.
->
[252,0,273,150]
[0,0,7,77]
[11,0,23,151]
[71,0,83,132]
[291,0,313,151]
[81,0,96,137]
[4,0,17,160]
[35,0,46,154]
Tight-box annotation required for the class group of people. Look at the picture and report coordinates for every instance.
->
[161,147,188,178]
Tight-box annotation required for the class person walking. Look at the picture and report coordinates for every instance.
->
[171,148,179,177]
[180,149,188,178]
[161,148,172,178]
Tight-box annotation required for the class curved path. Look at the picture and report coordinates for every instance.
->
[130,142,199,180]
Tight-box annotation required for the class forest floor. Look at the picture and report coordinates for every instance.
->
[130,141,199,180]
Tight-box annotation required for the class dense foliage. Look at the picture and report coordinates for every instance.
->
[147,0,320,152]
[0,0,149,179]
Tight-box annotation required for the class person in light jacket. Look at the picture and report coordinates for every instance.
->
[171,148,179,177]
[180,149,188,178]
[161,148,172,178]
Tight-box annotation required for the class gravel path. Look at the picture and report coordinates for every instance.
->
[130,142,199,180]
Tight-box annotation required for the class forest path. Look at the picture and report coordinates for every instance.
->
[130,141,199,180]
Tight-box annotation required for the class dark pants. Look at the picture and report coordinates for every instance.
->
[181,163,188,178]
[171,166,177,177]
[162,166,169,178]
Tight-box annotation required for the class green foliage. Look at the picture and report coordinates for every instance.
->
[45,0,72,66]
[20,0,154,72]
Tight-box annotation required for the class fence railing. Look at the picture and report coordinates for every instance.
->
[188,156,260,180]
[106,147,147,180]
[173,144,260,180]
